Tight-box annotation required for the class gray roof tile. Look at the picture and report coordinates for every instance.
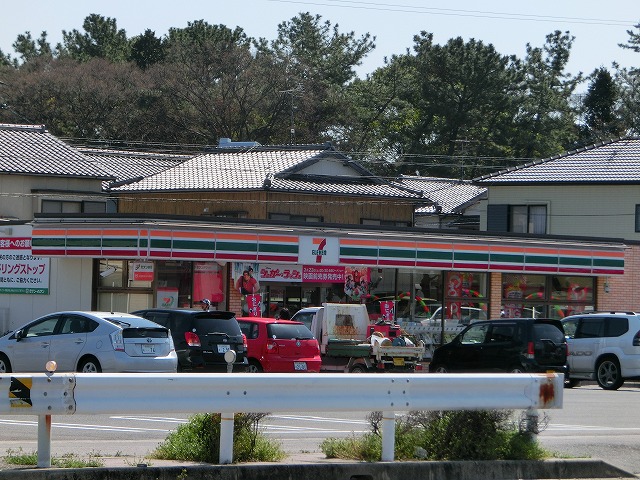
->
[396,176,486,214]
[112,146,427,199]
[0,124,113,179]
[474,137,640,184]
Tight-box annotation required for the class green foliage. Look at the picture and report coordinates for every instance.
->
[321,410,548,462]
[152,412,285,464]
[3,448,104,467]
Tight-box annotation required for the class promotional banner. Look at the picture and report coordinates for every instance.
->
[259,264,303,282]
[194,262,224,303]
[246,294,262,317]
[380,300,395,322]
[131,261,154,281]
[0,237,49,295]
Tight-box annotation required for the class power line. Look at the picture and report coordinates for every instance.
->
[267,0,635,27]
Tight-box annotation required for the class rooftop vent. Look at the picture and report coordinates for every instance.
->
[218,138,261,148]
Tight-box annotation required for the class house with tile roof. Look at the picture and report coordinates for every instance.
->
[0,124,113,221]
[395,176,487,230]
[110,141,430,226]
[474,136,640,311]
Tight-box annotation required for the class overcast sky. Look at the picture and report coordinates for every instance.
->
[2,0,639,89]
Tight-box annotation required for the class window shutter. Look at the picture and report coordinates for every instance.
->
[487,204,509,232]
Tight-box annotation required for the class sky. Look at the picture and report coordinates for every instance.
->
[2,0,639,91]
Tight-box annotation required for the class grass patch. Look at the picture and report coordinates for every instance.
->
[321,410,551,462]
[152,412,285,464]
[3,448,104,467]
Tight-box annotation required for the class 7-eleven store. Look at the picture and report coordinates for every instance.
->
[18,215,627,328]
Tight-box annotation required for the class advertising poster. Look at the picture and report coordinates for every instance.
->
[504,275,526,318]
[0,237,50,295]
[380,300,395,322]
[446,272,463,320]
[344,266,370,301]
[246,294,262,317]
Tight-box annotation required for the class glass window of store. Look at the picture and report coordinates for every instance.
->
[501,274,595,319]
[95,259,153,312]
[363,269,488,325]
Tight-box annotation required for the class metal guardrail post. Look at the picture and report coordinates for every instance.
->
[381,410,396,461]
[219,413,235,464]
[37,415,52,468]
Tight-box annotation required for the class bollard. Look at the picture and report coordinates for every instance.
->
[224,350,237,374]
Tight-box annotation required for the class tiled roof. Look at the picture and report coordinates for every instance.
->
[0,124,113,179]
[395,176,486,214]
[111,146,427,200]
[78,148,192,187]
[474,137,640,184]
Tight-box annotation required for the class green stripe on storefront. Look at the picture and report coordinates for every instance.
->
[525,255,558,265]
[259,244,298,253]
[172,239,215,250]
[417,250,453,261]
[378,248,415,259]
[216,241,258,252]
[102,238,139,248]
[340,246,378,257]
[150,239,172,249]
[559,256,592,266]
[32,238,65,247]
[67,238,102,248]
[454,252,489,262]
[490,253,525,264]
[593,258,624,267]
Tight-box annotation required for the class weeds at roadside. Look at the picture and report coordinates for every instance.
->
[3,448,105,467]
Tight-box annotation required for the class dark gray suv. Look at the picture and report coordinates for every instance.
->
[132,309,247,372]
[428,318,568,375]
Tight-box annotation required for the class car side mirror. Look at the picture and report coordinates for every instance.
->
[14,329,24,341]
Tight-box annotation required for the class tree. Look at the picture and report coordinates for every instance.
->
[579,67,623,143]
[60,14,130,62]
[12,31,52,64]
[618,21,640,54]
[512,31,581,159]
[265,12,376,143]
[129,29,165,70]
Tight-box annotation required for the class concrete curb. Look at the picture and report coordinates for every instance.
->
[0,459,636,480]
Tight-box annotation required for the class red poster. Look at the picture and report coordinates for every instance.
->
[193,262,224,303]
[380,301,395,322]
[246,294,262,317]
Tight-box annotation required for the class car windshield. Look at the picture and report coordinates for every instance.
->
[267,323,314,340]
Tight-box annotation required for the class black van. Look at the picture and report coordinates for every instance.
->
[428,318,568,375]
[132,309,247,372]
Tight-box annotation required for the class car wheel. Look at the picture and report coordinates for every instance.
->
[78,357,102,373]
[431,364,449,373]
[349,364,368,373]
[247,360,263,373]
[0,353,11,373]
[596,357,624,390]
[509,365,525,373]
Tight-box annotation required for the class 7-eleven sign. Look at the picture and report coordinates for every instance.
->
[299,236,339,265]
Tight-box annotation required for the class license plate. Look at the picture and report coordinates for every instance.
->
[294,362,307,371]
[142,345,156,354]
[393,357,405,366]
[217,344,231,354]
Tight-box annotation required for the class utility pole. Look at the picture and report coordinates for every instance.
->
[280,84,304,144]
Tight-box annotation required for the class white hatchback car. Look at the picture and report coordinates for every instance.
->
[562,312,640,390]
[0,311,177,373]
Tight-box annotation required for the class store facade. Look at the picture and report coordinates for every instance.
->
[28,216,625,324]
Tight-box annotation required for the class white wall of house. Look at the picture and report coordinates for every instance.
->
[0,174,104,220]
[485,185,640,240]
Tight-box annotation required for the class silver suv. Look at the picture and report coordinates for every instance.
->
[562,312,640,390]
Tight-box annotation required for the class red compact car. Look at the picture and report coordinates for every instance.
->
[236,317,321,373]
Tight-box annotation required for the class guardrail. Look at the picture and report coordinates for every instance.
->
[0,372,563,467]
